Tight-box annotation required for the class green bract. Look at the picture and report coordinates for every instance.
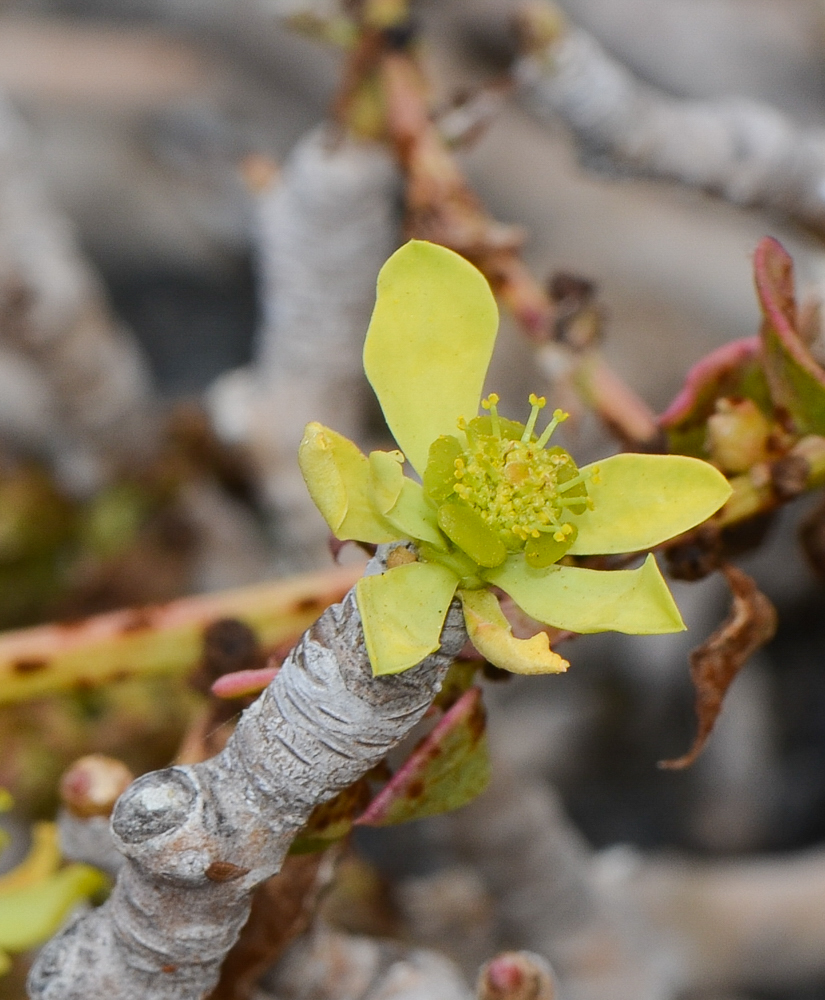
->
[299,241,733,677]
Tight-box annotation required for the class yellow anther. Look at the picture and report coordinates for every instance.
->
[522,393,548,442]
[482,393,502,438]
[448,392,593,556]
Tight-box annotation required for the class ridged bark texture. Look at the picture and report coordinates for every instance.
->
[28,563,466,1000]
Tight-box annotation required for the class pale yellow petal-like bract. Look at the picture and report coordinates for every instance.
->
[364,241,498,475]
[357,560,459,675]
[568,453,731,556]
[460,588,568,674]
[298,423,400,544]
[487,553,685,635]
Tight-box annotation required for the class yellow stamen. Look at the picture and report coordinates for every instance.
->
[537,408,569,448]
[521,394,547,443]
[445,390,593,555]
[481,393,502,438]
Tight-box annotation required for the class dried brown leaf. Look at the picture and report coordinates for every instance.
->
[661,564,777,769]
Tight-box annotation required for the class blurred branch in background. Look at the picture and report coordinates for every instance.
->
[516,1,825,241]
[0,96,156,488]
[208,127,399,568]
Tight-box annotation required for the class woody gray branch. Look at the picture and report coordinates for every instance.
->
[0,95,155,472]
[515,2,825,236]
[28,552,467,1000]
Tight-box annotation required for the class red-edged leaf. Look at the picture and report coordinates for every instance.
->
[658,337,768,456]
[211,666,280,699]
[355,687,490,826]
[288,779,373,854]
[755,237,825,434]
[661,564,777,769]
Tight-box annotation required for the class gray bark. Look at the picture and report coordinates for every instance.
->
[516,18,825,236]
[0,94,156,479]
[263,925,474,1000]
[28,554,466,1000]
[439,773,677,1000]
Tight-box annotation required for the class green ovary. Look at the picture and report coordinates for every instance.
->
[425,395,593,569]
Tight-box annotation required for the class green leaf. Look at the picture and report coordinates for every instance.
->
[355,687,490,825]
[298,423,400,543]
[423,435,464,505]
[460,588,568,674]
[356,561,459,675]
[0,823,60,894]
[487,554,685,634]
[0,864,107,953]
[384,480,446,548]
[567,454,731,556]
[437,502,506,568]
[658,337,769,457]
[363,241,498,475]
[525,526,576,568]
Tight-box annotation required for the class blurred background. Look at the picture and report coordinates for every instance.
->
[4,2,825,999]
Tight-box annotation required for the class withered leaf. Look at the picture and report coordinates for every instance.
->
[661,564,777,769]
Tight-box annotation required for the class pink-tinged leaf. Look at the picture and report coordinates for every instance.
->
[211,665,280,699]
[288,779,373,854]
[658,337,767,456]
[755,237,825,435]
[355,687,490,826]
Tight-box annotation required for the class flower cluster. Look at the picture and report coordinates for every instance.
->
[300,241,731,677]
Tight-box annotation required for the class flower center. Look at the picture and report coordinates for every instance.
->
[455,394,592,547]
[422,394,599,570]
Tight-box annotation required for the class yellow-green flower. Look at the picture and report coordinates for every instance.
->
[299,241,732,677]
[0,797,106,976]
